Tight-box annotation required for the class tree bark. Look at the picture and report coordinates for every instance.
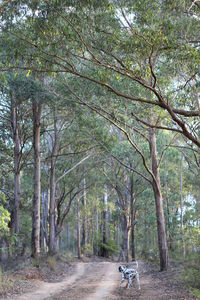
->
[117,219,120,248]
[122,214,130,262]
[131,211,137,261]
[100,188,109,257]
[10,93,21,236]
[49,110,59,254]
[31,100,42,257]
[81,177,87,253]
[130,173,137,261]
[103,189,108,255]
[180,153,185,258]
[65,222,70,249]
[115,182,131,262]
[41,190,48,252]
[77,198,81,259]
[73,205,76,254]
[149,127,168,271]
[164,170,174,251]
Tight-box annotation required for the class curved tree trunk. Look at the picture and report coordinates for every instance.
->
[149,127,168,271]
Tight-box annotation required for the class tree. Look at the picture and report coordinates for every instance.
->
[0,0,199,270]
[31,97,43,257]
[2,0,199,146]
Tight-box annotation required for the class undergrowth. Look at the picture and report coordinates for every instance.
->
[182,254,200,289]
[193,288,200,299]
[0,265,13,295]
[180,254,200,298]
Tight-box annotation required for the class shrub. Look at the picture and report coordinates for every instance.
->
[193,288,200,299]
[182,254,200,289]
[82,243,93,256]
[32,258,40,268]
[99,239,119,258]
[46,256,56,271]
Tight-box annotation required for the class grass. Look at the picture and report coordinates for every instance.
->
[182,254,200,289]
[46,255,56,271]
[0,266,13,295]
[193,288,200,299]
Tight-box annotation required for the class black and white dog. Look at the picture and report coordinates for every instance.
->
[119,264,141,290]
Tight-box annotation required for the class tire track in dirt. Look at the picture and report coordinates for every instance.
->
[3,261,195,300]
[84,262,120,300]
[45,262,120,300]
[4,263,85,300]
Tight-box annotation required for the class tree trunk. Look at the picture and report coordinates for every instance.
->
[73,205,76,254]
[100,188,109,257]
[180,153,185,258]
[95,197,99,255]
[102,189,108,256]
[117,220,120,248]
[115,182,130,262]
[149,127,168,271]
[131,211,137,261]
[130,172,137,261]
[164,170,174,251]
[77,198,81,259]
[31,100,42,257]
[41,190,48,252]
[81,177,87,253]
[65,223,70,249]
[49,111,59,254]
[11,93,21,236]
[122,214,130,262]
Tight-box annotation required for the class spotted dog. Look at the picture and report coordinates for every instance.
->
[119,265,141,290]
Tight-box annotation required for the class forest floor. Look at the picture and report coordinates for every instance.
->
[0,256,197,300]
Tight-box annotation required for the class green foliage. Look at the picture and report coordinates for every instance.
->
[182,254,200,289]
[99,239,119,257]
[193,288,200,299]
[0,266,12,296]
[0,205,10,237]
[32,258,40,269]
[82,243,93,256]
[19,212,32,249]
[46,255,56,271]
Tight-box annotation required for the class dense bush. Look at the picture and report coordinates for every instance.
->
[182,254,200,289]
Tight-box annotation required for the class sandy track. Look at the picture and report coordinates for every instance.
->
[84,262,119,300]
[3,261,195,300]
[46,262,121,300]
[2,263,85,300]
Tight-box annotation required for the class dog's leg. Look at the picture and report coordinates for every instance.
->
[127,275,132,289]
[136,272,141,290]
[119,279,125,287]
[119,274,125,287]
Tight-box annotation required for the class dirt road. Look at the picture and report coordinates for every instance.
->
[3,261,195,300]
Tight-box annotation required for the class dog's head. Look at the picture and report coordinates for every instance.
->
[119,265,126,273]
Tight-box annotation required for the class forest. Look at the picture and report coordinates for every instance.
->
[0,0,199,298]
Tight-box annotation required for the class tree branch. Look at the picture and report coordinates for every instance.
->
[55,154,91,184]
